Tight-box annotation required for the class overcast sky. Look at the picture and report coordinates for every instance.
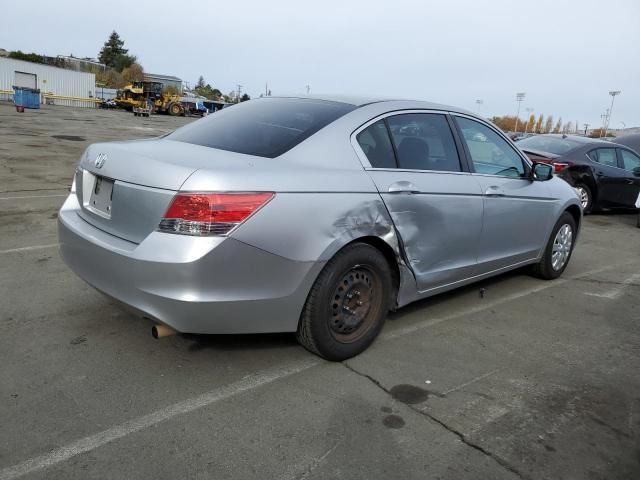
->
[2,0,639,127]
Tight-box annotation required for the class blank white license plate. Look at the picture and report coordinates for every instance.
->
[89,175,114,217]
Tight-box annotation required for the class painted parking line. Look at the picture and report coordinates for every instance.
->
[0,244,59,255]
[382,263,625,341]
[0,194,67,201]
[0,262,631,479]
[0,359,320,480]
[584,272,640,300]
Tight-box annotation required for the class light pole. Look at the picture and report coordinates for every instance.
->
[524,107,534,134]
[603,90,621,138]
[600,109,609,138]
[475,99,483,115]
[514,92,525,133]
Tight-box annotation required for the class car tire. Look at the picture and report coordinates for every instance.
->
[575,183,593,214]
[531,212,577,280]
[297,243,393,361]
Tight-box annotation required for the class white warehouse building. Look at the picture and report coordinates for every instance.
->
[0,57,96,108]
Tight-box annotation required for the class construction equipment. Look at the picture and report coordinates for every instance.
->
[114,81,184,116]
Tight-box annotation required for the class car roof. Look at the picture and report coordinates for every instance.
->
[529,134,614,147]
[613,133,640,148]
[266,94,473,114]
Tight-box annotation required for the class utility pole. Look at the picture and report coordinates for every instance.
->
[583,123,589,135]
[600,112,608,138]
[475,99,483,115]
[236,84,243,103]
[265,83,268,97]
[603,90,621,138]
[306,85,311,95]
[514,92,526,133]
[524,107,534,134]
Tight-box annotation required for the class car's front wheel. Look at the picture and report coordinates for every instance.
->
[297,243,392,361]
[532,212,577,280]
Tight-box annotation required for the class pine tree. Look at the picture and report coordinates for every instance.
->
[98,31,136,72]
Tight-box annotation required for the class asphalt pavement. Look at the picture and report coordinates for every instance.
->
[1,103,638,480]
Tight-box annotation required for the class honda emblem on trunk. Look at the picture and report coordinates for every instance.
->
[95,153,107,169]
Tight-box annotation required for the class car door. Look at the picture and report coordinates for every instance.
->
[586,147,628,207]
[353,112,483,292]
[617,148,640,207]
[452,115,556,273]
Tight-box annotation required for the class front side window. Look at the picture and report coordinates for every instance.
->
[167,98,356,158]
[620,149,640,171]
[587,148,617,168]
[356,120,396,168]
[386,114,461,172]
[455,117,525,177]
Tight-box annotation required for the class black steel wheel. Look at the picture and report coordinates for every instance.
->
[297,243,392,360]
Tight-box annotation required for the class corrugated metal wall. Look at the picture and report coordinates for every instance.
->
[0,57,96,108]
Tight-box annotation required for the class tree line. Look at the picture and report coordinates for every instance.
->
[490,114,583,135]
[194,76,250,103]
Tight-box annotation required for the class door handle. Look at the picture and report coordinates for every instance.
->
[595,171,604,177]
[627,179,635,185]
[484,186,505,197]
[388,181,419,194]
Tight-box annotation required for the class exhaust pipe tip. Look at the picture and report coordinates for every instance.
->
[152,324,176,339]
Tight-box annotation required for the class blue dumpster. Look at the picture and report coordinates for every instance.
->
[13,86,41,109]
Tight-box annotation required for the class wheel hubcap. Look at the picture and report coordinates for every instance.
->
[329,266,377,343]
[551,224,573,271]
[577,187,589,209]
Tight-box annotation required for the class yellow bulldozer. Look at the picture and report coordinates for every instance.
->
[114,81,184,116]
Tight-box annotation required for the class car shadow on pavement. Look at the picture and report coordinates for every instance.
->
[183,332,298,353]
[587,210,638,228]
[386,268,526,321]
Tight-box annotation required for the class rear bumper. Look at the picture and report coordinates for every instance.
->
[57,194,323,334]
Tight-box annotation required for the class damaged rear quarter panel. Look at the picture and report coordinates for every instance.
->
[231,192,418,307]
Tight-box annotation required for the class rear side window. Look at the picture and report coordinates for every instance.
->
[167,98,356,158]
[619,149,640,171]
[386,114,461,172]
[356,120,396,168]
[588,148,617,167]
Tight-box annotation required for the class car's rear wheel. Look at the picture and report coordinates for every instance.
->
[575,183,593,213]
[297,243,392,361]
[531,212,576,280]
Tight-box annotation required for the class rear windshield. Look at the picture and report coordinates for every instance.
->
[516,136,583,155]
[167,98,356,158]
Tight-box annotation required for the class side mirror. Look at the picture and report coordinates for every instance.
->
[532,162,553,181]
[633,167,640,177]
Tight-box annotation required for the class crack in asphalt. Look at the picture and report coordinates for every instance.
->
[342,362,529,480]
[0,187,69,194]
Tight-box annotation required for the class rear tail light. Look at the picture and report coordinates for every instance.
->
[553,162,570,173]
[159,192,274,236]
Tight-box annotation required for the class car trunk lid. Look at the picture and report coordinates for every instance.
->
[75,139,259,243]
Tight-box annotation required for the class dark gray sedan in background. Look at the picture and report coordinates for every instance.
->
[517,134,640,213]
[58,96,581,360]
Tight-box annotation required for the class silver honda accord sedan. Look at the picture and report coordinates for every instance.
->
[58,96,582,360]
